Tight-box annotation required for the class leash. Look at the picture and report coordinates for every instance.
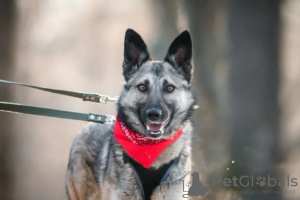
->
[0,79,118,124]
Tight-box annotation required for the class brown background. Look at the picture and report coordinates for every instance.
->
[0,0,300,200]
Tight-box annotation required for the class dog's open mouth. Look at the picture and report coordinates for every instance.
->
[146,123,165,138]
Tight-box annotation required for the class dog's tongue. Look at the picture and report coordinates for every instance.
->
[147,123,162,132]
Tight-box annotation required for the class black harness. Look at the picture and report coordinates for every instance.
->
[123,152,180,200]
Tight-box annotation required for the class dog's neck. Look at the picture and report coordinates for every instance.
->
[114,117,184,168]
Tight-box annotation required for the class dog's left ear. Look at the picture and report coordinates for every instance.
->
[123,29,150,81]
[164,31,193,83]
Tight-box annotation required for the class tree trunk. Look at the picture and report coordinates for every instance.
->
[181,1,232,199]
[0,0,16,199]
[228,0,281,199]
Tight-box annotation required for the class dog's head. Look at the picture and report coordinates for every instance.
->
[118,29,196,139]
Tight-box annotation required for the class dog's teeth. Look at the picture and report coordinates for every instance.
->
[146,123,163,132]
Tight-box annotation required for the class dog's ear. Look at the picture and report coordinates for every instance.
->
[165,31,193,83]
[123,29,150,81]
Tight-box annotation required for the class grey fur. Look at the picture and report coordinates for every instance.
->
[66,30,195,200]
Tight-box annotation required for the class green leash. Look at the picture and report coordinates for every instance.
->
[0,79,117,124]
[0,79,119,103]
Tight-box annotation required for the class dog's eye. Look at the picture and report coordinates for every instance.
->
[138,84,147,92]
[166,85,175,92]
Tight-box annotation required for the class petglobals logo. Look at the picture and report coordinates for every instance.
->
[180,171,210,198]
[212,175,298,188]
[180,172,299,198]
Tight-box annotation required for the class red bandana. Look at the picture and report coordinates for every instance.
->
[114,117,182,168]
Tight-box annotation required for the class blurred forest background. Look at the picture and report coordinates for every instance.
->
[0,0,300,200]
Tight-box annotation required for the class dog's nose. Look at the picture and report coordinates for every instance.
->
[146,108,162,121]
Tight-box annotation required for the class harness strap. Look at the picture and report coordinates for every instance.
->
[123,152,181,200]
[127,158,146,200]
[0,79,118,104]
[159,154,181,184]
[0,102,115,124]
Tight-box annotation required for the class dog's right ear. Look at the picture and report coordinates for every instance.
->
[122,29,150,81]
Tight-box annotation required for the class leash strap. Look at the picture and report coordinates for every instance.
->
[0,79,119,104]
[0,102,115,124]
[0,78,117,124]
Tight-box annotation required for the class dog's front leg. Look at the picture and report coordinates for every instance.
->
[66,161,101,200]
[65,129,102,200]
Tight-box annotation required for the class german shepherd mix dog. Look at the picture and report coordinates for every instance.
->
[66,29,196,200]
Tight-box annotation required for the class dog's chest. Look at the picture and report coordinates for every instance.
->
[100,150,182,200]
[127,156,176,200]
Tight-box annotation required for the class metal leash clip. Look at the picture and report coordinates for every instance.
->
[83,94,119,104]
[105,115,116,124]
[99,95,119,104]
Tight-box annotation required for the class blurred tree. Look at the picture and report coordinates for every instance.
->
[181,0,231,199]
[0,0,15,199]
[151,0,179,59]
[228,0,282,199]
[182,0,226,103]
[181,0,283,199]
[181,0,228,157]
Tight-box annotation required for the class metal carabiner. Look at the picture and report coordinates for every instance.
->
[99,95,119,104]
[104,115,116,124]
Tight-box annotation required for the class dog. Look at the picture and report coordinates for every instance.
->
[65,29,196,200]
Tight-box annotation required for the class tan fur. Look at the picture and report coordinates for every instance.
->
[66,127,103,200]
